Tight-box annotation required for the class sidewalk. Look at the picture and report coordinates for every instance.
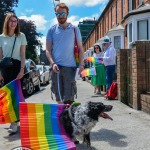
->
[77,79,150,150]
[0,79,150,150]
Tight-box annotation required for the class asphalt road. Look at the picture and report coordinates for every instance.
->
[0,79,150,150]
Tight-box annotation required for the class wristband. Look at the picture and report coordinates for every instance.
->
[79,64,84,67]
[52,63,55,68]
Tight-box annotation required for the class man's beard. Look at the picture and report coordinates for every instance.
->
[58,18,67,24]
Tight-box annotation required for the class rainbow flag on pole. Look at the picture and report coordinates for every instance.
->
[86,57,103,64]
[81,67,96,77]
[0,80,25,124]
[20,103,76,150]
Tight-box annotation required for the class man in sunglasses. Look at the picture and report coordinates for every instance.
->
[46,3,84,104]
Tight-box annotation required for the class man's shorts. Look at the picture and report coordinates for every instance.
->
[51,66,77,103]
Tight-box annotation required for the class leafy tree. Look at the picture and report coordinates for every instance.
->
[0,0,18,33]
[0,0,42,63]
[19,19,42,63]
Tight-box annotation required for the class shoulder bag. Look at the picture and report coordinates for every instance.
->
[0,36,16,68]
[74,27,79,67]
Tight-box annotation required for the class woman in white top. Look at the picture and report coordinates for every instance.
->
[0,12,27,134]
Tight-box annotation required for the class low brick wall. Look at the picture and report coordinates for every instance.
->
[117,41,150,114]
[141,94,150,114]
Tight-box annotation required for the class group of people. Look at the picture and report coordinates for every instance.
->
[91,38,116,96]
[0,2,116,135]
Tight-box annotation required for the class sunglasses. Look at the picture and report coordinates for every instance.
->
[55,12,67,17]
[94,47,99,49]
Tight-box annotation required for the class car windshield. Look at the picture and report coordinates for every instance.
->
[45,66,50,71]
[37,65,43,72]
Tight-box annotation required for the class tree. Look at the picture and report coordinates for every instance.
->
[0,0,18,33]
[0,0,42,63]
[19,19,42,63]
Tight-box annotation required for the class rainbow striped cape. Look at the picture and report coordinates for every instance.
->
[20,103,76,150]
[0,80,25,124]
[81,67,96,77]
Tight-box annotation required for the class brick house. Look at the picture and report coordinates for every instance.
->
[83,0,150,53]
[82,0,150,114]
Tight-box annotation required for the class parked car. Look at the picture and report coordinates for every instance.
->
[36,65,50,85]
[45,65,52,80]
[22,59,41,95]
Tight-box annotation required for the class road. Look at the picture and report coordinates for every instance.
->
[0,79,150,150]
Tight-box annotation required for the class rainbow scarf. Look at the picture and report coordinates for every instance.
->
[0,80,25,124]
[20,103,76,150]
[86,57,103,64]
[81,67,96,77]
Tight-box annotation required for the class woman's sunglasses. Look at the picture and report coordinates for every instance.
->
[55,12,67,18]
[94,47,99,50]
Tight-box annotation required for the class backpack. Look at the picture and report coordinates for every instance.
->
[106,82,118,100]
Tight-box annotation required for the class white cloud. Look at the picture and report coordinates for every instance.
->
[61,0,107,6]
[49,14,99,27]
[19,15,47,30]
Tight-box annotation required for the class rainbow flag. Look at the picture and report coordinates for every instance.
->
[20,103,76,150]
[86,57,103,64]
[81,67,96,77]
[0,80,25,124]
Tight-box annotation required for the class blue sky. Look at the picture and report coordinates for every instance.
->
[15,0,109,50]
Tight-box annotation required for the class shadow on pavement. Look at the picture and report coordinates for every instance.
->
[3,126,20,142]
[91,128,128,148]
[76,143,97,150]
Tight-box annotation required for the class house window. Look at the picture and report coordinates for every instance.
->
[128,0,136,12]
[139,0,143,5]
[137,20,148,40]
[116,1,118,24]
[122,0,125,18]
[111,7,113,28]
[129,23,132,42]
[114,36,121,49]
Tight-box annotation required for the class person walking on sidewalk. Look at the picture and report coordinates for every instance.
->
[46,3,84,104]
[91,45,106,95]
[0,13,27,133]
[100,37,116,93]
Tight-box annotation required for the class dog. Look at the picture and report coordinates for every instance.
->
[60,101,113,148]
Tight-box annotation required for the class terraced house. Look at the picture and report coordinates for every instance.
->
[83,0,150,54]
[82,0,150,114]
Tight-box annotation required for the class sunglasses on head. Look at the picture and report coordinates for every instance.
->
[55,12,67,17]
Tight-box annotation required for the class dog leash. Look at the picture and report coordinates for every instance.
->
[57,72,63,103]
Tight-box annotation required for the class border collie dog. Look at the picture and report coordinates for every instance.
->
[60,101,113,147]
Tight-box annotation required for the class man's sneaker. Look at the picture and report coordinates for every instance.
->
[8,122,18,133]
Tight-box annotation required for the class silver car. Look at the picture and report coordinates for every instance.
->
[36,65,50,85]
[22,59,41,95]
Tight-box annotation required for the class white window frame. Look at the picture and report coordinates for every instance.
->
[137,19,148,40]
[127,12,150,48]
[114,36,121,49]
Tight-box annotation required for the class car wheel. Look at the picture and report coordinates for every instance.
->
[47,77,50,84]
[43,77,46,85]
[26,81,34,95]
[35,78,40,91]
